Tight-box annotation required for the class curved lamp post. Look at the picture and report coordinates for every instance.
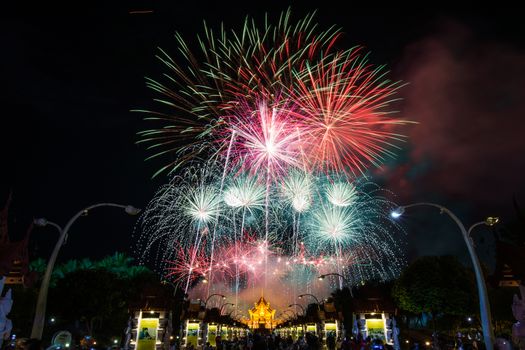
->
[391,202,498,350]
[282,309,298,319]
[228,310,244,320]
[318,273,353,297]
[30,203,141,340]
[288,303,306,317]
[298,293,322,311]
[220,303,234,315]
[204,293,226,309]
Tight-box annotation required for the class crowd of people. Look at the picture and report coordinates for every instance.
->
[184,332,390,350]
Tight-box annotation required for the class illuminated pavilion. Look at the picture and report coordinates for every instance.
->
[247,296,277,330]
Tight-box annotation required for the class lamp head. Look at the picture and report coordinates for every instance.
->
[390,207,405,219]
[318,276,325,281]
[34,218,48,227]
[485,216,499,226]
[125,205,141,215]
[298,295,303,299]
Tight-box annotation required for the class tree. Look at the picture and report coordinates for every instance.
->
[43,253,159,344]
[392,255,477,331]
[490,286,518,335]
[331,287,353,332]
[48,268,127,341]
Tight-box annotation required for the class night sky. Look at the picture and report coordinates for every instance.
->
[2,2,525,269]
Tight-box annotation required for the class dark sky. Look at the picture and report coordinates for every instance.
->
[2,2,525,268]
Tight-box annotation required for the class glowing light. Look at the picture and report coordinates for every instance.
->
[390,207,405,219]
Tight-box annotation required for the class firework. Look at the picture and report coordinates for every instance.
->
[282,170,313,213]
[136,167,404,297]
[326,182,357,207]
[223,99,302,179]
[135,9,410,307]
[136,10,342,176]
[184,186,222,224]
[288,49,411,176]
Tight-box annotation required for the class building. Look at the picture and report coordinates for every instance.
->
[247,296,277,330]
[0,195,35,287]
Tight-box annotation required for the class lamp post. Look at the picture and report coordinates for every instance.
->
[298,294,322,311]
[318,273,353,297]
[228,310,243,320]
[220,303,234,315]
[288,304,306,316]
[391,202,498,350]
[203,293,226,309]
[282,310,298,319]
[30,203,141,340]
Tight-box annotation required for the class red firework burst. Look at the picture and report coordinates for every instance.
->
[165,244,210,284]
[289,47,411,176]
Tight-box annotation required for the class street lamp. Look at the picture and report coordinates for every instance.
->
[298,294,322,311]
[282,310,298,319]
[30,202,141,340]
[318,273,354,296]
[203,293,226,308]
[220,303,234,315]
[391,202,498,350]
[288,304,306,316]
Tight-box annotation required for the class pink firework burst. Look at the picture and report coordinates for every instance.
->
[221,98,303,180]
[289,47,412,176]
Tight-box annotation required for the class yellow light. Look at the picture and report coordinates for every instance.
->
[486,217,500,226]
[405,340,409,344]
[425,341,430,346]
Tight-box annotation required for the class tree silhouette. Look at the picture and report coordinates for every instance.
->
[392,255,477,331]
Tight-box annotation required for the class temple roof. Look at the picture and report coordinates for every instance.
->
[250,296,274,313]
